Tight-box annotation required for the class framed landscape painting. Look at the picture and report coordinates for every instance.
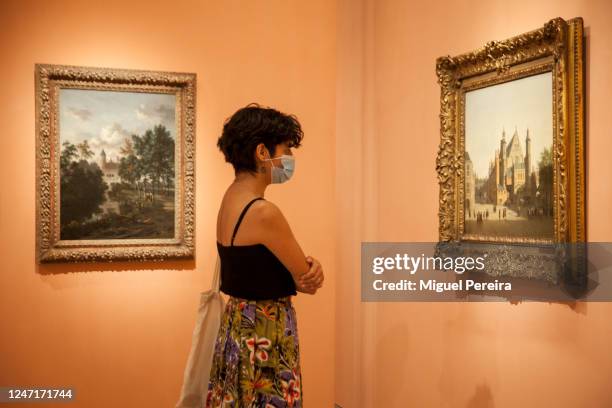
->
[435,17,585,284]
[35,64,196,263]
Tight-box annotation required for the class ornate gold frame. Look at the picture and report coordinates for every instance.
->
[35,64,196,263]
[435,18,585,285]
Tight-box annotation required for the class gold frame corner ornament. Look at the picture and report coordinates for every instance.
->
[35,63,197,263]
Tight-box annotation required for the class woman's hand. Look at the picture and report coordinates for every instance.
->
[296,256,324,294]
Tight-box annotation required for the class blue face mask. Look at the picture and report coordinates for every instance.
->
[263,150,295,184]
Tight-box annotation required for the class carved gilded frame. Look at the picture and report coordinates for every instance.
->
[35,64,196,263]
[435,18,585,284]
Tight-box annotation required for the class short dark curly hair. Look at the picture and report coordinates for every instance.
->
[217,103,304,173]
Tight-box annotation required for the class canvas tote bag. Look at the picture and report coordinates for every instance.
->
[175,254,225,408]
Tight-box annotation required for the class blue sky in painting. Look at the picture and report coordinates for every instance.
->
[465,71,552,179]
[59,89,176,163]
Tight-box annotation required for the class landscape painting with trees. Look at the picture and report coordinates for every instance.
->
[58,89,176,240]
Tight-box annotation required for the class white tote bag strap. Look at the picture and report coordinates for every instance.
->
[175,253,225,408]
[211,253,221,293]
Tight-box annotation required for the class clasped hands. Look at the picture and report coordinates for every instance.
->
[296,256,324,294]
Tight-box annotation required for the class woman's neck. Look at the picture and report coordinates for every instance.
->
[232,170,267,197]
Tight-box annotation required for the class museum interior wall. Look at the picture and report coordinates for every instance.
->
[335,0,612,407]
[0,1,336,407]
[1,0,612,407]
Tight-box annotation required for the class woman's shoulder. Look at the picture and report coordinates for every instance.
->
[250,197,284,223]
[236,198,290,238]
[250,199,293,245]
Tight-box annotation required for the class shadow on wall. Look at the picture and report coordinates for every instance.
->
[466,383,495,408]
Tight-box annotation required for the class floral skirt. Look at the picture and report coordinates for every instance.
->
[205,295,303,408]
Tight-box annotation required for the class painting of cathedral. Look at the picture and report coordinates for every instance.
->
[482,127,536,206]
[463,72,554,240]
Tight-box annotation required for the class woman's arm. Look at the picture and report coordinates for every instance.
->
[256,200,322,293]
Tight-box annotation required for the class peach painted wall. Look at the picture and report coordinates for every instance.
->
[0,1,335,407]
[3,0,612,407]
[335,0,612,407]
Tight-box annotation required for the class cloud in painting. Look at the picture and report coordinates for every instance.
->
[136,102,175,128]
[88,122,131,162]
[67,107,92,121]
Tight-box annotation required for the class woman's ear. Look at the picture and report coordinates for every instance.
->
[254,143,268,173]
[255,143,266,162]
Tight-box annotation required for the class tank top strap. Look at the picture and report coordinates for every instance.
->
[231,197,265,246]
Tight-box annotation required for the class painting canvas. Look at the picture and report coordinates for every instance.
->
[464,72,554,240]
[59,89,177,240]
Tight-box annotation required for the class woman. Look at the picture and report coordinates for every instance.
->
[205,103,324,408]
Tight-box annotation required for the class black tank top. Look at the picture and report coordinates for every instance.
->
[217,197,297,300]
